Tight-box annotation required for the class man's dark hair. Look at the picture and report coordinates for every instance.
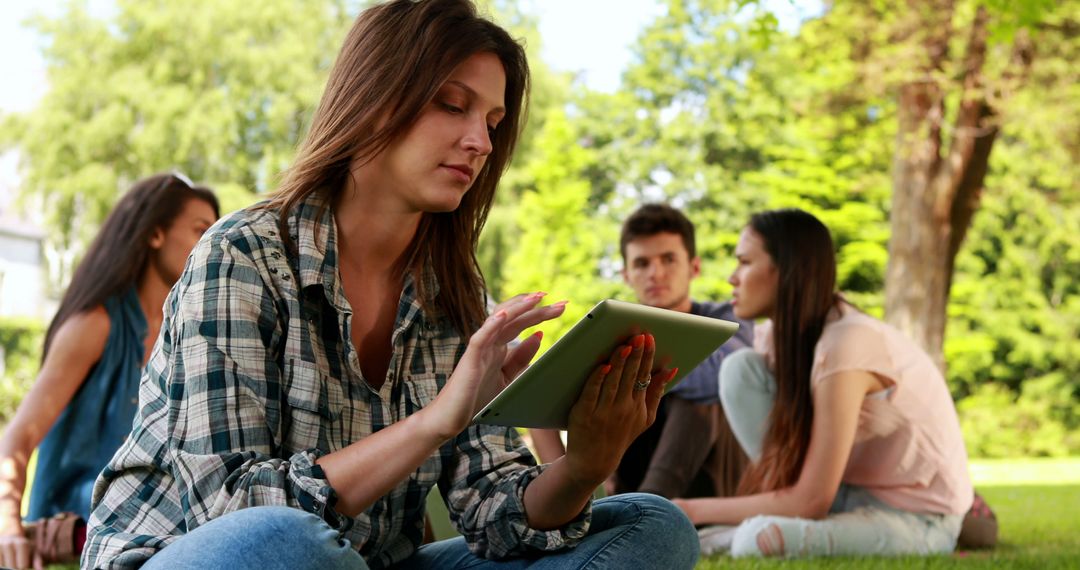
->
[620,203,696,262]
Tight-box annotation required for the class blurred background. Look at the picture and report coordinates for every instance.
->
[0,0,1076,464]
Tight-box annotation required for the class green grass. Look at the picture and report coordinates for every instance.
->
[696,458,1080,569]
[45,458,1080,569]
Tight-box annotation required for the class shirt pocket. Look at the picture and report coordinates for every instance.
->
[283,358,345,454]
[400,373,444,485]
[388,373,444,524]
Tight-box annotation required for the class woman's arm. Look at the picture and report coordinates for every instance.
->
[676,369,881,525]
[319,294,563,516]
[0,309,109,567]
[156,238,563,523]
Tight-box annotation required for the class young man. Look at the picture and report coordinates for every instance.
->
[532,204,753,499]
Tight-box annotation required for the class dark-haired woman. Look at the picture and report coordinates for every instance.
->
[675,208,972,558]
[0,173,218,569]
[83,1,698,569]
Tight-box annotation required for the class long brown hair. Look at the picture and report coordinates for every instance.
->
[43,173,219,357]
[264,0,530,336]
[738,208,839,494]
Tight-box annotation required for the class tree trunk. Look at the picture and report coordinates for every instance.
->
[885,82,954,372]
[884,5,1006,372]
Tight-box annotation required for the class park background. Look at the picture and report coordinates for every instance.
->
[0,0,1076,567]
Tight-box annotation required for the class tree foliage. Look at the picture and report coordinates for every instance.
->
[496,0,1078,456]
[3,0,1076,457]
[4,0,352,243]
[0,0,565,296]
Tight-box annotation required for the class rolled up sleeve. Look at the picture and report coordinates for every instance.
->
[443,425,591,558]
[161,233,350,532]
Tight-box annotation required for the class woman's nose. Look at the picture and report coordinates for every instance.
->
[462,118,493,156]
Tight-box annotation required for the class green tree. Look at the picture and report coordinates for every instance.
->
[877,0,1057,369]
[571,0,1079,455]
[1,0,352,291]
[571,0,893,301]
[0,0,567,300]
[501,108,623,350]
[461,1,576,299]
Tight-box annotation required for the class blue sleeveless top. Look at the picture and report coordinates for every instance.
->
[26,287,146,520]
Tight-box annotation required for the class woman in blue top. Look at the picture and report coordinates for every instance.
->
[0,173,218,569]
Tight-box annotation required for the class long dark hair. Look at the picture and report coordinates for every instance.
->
[43,173,219,357]
[264,0,529,336]
[739,208,839,494]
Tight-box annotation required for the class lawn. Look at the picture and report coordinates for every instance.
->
[45,458,1080,569]
[696,458,1080,569]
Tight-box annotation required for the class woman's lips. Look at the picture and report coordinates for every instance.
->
[442,164,473,183]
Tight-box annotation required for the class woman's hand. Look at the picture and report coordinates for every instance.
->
[672,498,701,525]
[563,333,677,488]
[425,292,567,440]
[0,509,36,570]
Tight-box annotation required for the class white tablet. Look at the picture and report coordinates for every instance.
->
[472,299,740,429]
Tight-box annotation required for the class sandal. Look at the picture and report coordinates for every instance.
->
[23,511,83,564]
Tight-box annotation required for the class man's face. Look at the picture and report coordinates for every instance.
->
[622,232,700,313]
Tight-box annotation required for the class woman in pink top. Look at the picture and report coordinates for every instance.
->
[674,208,973,557]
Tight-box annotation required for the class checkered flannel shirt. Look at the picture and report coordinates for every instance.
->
[82,196,591,569]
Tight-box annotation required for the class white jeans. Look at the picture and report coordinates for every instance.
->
[718,349,962,558]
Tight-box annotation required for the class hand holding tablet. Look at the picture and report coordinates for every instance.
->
[473,299,740,429]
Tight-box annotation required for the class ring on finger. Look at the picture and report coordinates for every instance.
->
[633,380,650,391]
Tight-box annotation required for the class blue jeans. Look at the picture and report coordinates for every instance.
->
[142,493,698,569]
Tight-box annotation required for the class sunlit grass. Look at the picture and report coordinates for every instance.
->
[696,458,1080,569]
[41,458,1080,569]
[969,457,1080,486]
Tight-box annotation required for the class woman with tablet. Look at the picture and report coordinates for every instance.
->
[675,208,973,558]
[82,1,697,569]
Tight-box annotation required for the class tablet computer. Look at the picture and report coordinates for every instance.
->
[472,299,740,429]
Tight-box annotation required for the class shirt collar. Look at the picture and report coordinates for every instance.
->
[288,192,442,325]
[291,195,334,291]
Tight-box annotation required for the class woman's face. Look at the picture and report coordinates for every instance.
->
[149,198,218,285]
[358,51,507,214]
[729,227,780,320]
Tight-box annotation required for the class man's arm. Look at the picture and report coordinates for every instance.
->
[528,429,566,464]
[637,301,753,497]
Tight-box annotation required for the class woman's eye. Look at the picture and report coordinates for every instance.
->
[487,125,497,137]
[441,102,464,114]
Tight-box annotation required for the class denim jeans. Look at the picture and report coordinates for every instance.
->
[142,493,699,569]
[717,349,962,557]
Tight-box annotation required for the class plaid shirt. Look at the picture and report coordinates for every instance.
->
[83,196,591,569]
